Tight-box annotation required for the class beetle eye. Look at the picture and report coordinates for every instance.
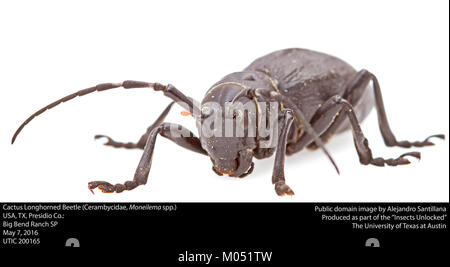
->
[201,106,213,119]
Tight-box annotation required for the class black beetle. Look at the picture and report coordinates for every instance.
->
[11,48,444,196]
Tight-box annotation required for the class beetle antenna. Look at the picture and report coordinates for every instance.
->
[11,81,196,144]
[278,94,340,174]
[231,88,251,104]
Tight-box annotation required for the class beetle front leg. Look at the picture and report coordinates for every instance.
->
[272,109,295,196]
[88,123,207,193]
[94,102,175,150]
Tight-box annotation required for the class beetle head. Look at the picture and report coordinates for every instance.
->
[197,84,258,177]
[196,71,278,177]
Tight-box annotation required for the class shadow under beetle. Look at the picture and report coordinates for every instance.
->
[12,48,445,196]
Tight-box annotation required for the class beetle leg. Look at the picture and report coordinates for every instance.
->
[272,109,295,196]
[94,102,175,149]
[251,88,340,174]
[313,70,444,148]
[367,70,445,147]
[88,123,207,193]
[290,95,422,167]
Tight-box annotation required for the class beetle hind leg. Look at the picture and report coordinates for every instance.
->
[367,70,445,147]
[289,95,425,167]
[384,134,445,148]
[305,70,445,150]
[330,96,422,167]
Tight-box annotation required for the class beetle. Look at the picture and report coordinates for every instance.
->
[11,48,444,196]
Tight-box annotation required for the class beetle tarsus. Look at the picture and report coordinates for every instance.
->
[88,181,115,193]
[370,151,421,167]
[88,181,135,193]
[274,181,295,196]
[95,135,140,149]
[390,134,445,148]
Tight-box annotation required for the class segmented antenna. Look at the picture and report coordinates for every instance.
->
[11,81,162,144]
[280,95,340,175]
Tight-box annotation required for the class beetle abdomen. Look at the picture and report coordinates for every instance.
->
[245,48,357,121]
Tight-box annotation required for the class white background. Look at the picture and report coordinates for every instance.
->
[0,0,448,202]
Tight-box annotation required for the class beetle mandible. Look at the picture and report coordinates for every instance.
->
[11,48,445,196]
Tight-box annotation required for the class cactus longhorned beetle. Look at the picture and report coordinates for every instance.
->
[11,48,445,196]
